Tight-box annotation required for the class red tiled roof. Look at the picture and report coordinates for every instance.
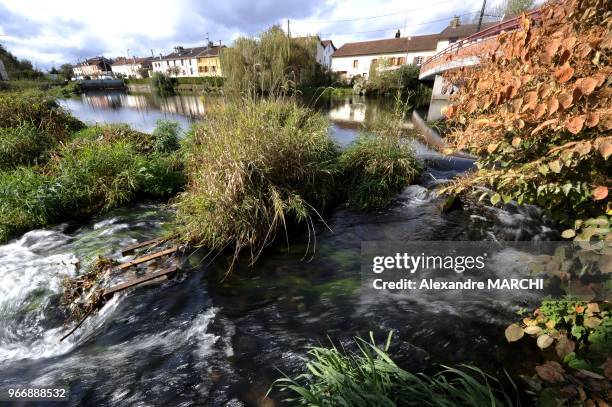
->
[332,34,439,58]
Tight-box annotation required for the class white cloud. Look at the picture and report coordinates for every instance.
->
[0,0,510,69]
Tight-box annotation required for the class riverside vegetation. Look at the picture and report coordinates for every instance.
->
[0,90,184,242]
[440,0,611,241]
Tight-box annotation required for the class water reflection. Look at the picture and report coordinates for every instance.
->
[60,91,398,142]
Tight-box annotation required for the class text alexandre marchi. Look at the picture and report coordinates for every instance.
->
[370,252,543,290]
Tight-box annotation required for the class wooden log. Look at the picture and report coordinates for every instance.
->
[117,246,179,270]
[103,265,179,298]
[121,237,165,256]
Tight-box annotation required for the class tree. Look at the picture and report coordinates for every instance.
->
[59,63,73,80]
[502,0,535,17]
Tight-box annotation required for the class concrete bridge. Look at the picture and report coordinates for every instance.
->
[420,10,540,120]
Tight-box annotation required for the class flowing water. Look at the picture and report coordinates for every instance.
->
[0,92,562,406]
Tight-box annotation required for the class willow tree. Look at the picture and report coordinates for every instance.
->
[220,26,327,94]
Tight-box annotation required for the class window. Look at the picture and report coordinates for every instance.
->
[211,66,216,73]
[413,56,424,65]
[181,60,184,66]
[449,37,458,43]
[204,66,209,73]
[398,57,405,65]
[353,59,358,68]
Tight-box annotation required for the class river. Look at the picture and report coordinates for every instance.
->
[0,91,561,406]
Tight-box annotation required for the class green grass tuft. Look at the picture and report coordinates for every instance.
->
[271,332,516,407]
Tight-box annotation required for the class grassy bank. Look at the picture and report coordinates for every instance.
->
[0,91,184,242]
[271,332,516,406]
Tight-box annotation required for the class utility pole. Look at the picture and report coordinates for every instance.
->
[287,19,291,38]
[477,0,487,32]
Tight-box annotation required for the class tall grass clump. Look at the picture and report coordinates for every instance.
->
[271,332,516,407]
[0,123,51,169]
[0,90,83,141]
[0,91,83,168]
[175,98,338,266]
[339,99,421,210]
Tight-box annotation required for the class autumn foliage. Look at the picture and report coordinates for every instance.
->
[441,0,611,240]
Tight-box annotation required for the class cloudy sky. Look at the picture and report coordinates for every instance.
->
[0,0,507,70]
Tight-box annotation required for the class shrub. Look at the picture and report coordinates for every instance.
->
[150,72,174,94]
[505,298,611,405]
[151,119,181,153]
[440,0,611,240]
[271,332,516,406]
[175,98,338,266]
[0,122,51,169]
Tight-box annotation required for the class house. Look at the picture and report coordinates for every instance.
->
[320,40,336,69]
[294,36,336,69]
[72,57,113,79]
[111,57,153,78]
[331,17,497,80]
[151,44,224,78]
[331,33,439,79]
[196,43,225,77]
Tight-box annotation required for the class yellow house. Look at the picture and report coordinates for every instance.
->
[197,44,224,77]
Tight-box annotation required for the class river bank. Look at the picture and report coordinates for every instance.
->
[1,85,607,406]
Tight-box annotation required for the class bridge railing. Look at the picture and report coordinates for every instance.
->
[420,9,541,76]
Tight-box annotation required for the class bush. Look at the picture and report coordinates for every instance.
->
[150,72,174,94]
[175,76,224,87]
[175,98,338,266]
[0,122,52,169]
[271,332,516,406]
[365,64,431,106]
[441,0,611,240]
[151,119,181,153]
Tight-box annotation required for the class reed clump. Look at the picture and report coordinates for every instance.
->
[271,332,516,406]
[175,98,338,265]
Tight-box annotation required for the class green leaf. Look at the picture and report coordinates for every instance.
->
[490,193,501,205]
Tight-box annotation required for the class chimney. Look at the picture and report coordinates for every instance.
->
[395,29,401,38]
[450,15,460,28]
[208,40,214,48]
[151,49,154,58]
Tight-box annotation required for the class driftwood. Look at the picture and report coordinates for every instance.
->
[121,237,165,256]
[59,240,182,341]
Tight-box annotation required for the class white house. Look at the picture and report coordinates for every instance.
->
[111,57,153,78]
[151,46,202,77]
[320,40,336,69]
[331,33,439,79]
[294,36,336,69]
[331,17,498,80]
